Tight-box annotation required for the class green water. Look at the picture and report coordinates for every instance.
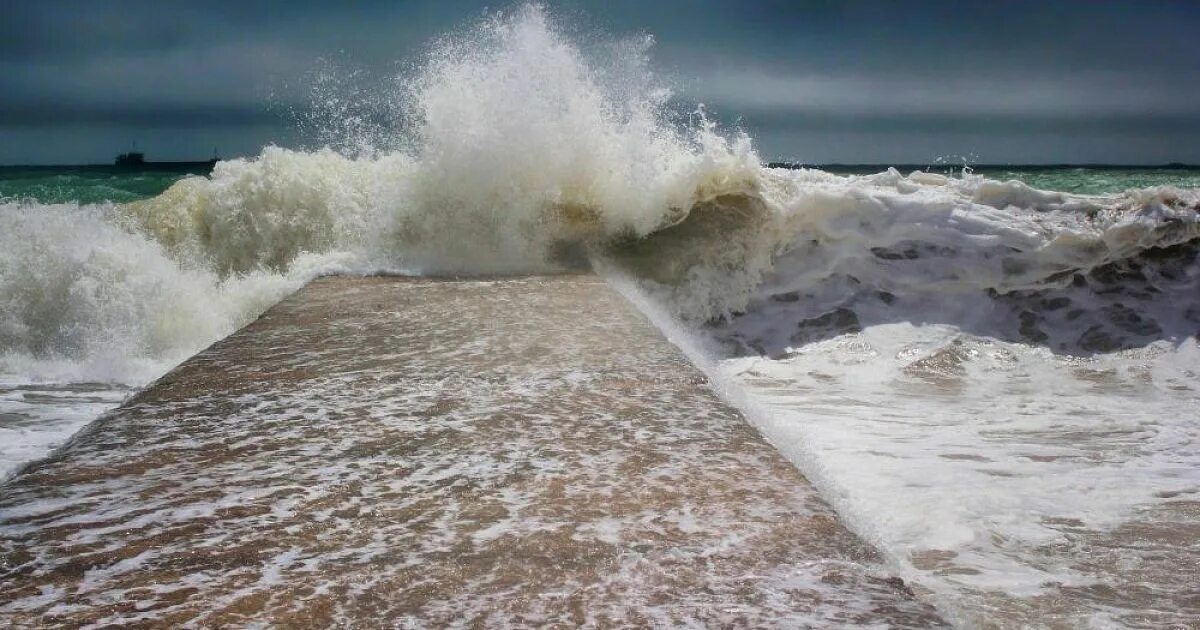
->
[2,164,1198,206]
[809,165,1200,195]
[0,167,203,205]
[969,167,1200,195]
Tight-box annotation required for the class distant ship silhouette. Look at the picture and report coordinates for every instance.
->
[114,152,219,171]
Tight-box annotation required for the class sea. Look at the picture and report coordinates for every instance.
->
[1,6,1198,627]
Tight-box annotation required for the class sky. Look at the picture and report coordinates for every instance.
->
[2,0,1198,165]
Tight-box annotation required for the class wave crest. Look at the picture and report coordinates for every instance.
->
[2,4,1198,381]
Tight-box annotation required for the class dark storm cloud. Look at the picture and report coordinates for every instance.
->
[739,109,1200,135]
[1,0,1198,163]
[0,102,278,128]
[0,1,486,67]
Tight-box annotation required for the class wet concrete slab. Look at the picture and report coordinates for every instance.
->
[0,275,945,627]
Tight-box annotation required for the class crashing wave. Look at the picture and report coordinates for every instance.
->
[2,4,1199,625]
[3,4,1198,381]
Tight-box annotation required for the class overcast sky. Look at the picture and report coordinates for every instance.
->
[2,0,1198,165]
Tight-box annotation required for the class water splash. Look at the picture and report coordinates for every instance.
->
[2,5,1199,625]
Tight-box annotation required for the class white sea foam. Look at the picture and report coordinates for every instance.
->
[606,166,1199,625]
[2,5,761,380]
[1,4,1199,624]
[0,4,754,474]
[0,199,348,475]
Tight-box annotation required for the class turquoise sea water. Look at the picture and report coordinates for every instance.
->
[954,166,1200,194]
[818,165,1200,195]
[2,164,1198,205]
[0,166,203,204]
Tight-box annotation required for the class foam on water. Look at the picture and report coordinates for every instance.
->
[1,4,1199,625]
[0,4,753,472]
[603,168,1199,625]
[0,199,347,474]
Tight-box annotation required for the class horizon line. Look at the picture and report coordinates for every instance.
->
[2,160,1198,170]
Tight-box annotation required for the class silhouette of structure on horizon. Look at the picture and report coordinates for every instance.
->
[114,152,218,171]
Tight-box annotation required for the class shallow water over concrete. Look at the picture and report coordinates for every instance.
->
[0,275,943,626]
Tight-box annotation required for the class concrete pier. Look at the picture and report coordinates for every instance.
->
[0,276,944,626]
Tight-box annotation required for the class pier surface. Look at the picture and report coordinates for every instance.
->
[0,276,944,627]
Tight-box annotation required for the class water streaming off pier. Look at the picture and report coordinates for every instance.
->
[0,277,943,626]
[1,5,1199,626]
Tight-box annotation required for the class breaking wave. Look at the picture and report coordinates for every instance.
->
[2,3,1200,625]
[2,4,767,381]
[0,3,1198,620]
[6,5,1197,381]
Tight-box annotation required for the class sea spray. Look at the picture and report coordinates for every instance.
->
[1,4,1199,625]
[0,4,765,482]
[3,4,1198,375]
[0,200,345,384]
